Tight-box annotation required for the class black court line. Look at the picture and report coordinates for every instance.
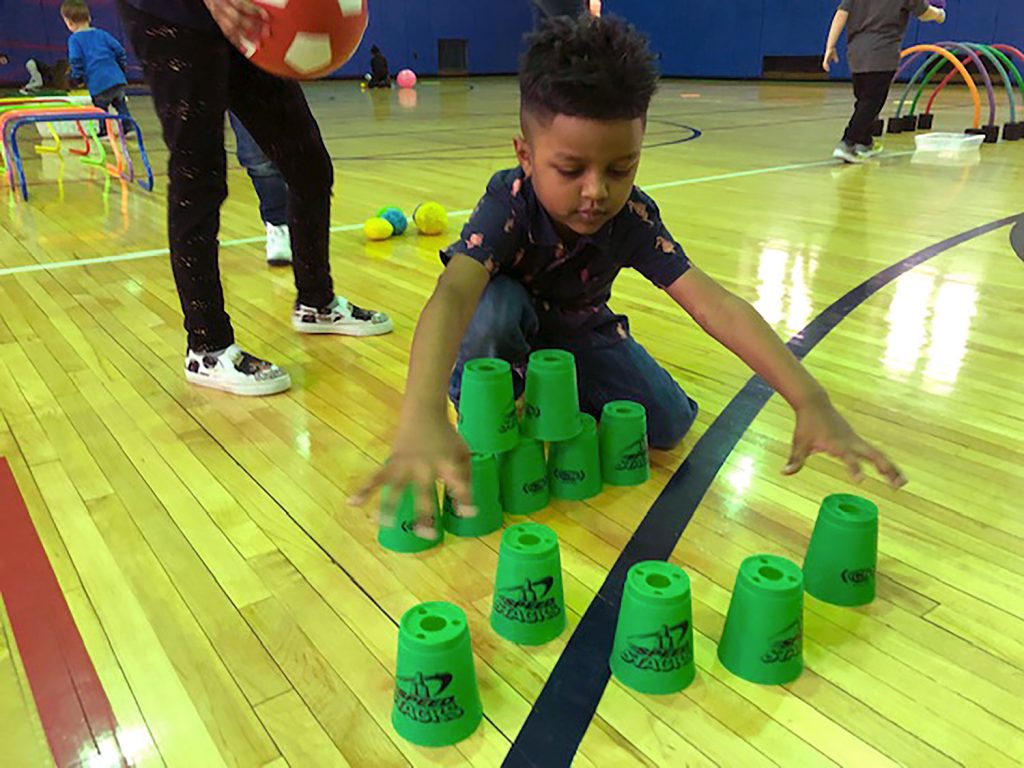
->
[503,212,1023,768]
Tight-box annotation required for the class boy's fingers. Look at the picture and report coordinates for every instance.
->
[414,515,440,540]
[350,465,390,505]
[858,443,907,488]
[842,454,864,483]
[437,459,473,509]
[783,439,810,475]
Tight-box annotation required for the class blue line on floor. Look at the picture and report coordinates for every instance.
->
[503,212,1022,768]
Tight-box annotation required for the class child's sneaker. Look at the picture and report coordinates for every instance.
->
[292,295,394,336]
[855,142,883,159]
[832,141,863,164]
[265,222,292,266]
[185,344,291,396]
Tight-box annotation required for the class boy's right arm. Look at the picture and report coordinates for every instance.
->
[351,254,490,518]
[68,36,84,83]
[822,9,849,72]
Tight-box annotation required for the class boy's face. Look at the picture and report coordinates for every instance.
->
[515,112,644,238]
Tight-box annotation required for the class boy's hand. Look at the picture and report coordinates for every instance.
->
[203,0,269,53]
[784,398,906,488]
[822,47,840,72]
[351,417,475,540]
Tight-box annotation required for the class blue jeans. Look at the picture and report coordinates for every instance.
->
[450,278,698,450]
[229,112,288,226]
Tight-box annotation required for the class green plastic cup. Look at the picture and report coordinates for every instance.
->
[717,554,804,685]
[378,484,444,554]
[548,413,602,501]
[490,522,566,645]
[599,400,649,486]
[803,494,879,607]
[522,349,582,441]
[610,561,696,694]
[457,358,519,454]
[443,453,504,537]
[499,438,550,516]
[391,601,483,747]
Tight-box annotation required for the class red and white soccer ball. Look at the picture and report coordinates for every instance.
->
[248,0,368,80]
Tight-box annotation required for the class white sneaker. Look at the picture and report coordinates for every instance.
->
[265,222,292,266]
[292,295,394,336]
[832,141,863,164]
[184,344,291,396]
[855,142,884,159]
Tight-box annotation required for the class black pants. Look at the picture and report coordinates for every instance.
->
[118,2,335,352]
[842,71,895,147]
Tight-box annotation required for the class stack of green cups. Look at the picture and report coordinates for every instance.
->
[599,400,649,486]
[499,437,550,515]
[610,560,696,694]
[717,554,804,685]
[803,494,879,606]
[457,358,519,454]
[548,412,602,501]
[391,601,483,747]
[443,453,504,537]
[378,484,444,554]
[490,522,566,645]
[521,349,582,441]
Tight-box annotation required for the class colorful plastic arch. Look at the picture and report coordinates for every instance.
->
[899,45,981,129]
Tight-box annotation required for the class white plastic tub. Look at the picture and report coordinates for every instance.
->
[914,132,984,154]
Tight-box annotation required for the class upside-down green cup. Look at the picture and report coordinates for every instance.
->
[599,400,649,486]
[499,437,550,515]
[803,494,879,607]
[443,453,504,537]
[490,522,566,645]
[548,413,602,501]
[457,358,519,454]
[522,349,582,441]
[391,601,483,747]
[378,484,444,554]
[610,560,696,694]
[717,554,804,685]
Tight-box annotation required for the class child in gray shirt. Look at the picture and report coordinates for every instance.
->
[823,0,946,162]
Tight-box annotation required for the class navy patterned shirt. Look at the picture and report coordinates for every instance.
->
[442,167,691,345]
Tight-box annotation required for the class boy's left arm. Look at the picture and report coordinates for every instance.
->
[667,267,906,487]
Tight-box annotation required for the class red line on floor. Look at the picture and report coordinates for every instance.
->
[0,457,125,768]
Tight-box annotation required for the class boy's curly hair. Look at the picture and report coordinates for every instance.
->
[60,0,91,24]
[519,14,658,124]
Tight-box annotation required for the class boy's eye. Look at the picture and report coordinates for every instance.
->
[609,166,636,178]
[556,167,583,178]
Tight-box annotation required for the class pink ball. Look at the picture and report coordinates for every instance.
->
[397,68,417,88]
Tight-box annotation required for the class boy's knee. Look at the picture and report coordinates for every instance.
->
[646,392,698,450]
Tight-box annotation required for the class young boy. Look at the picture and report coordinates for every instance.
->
[367,45,391,88]
[824,0,946,163]
[61,1,134,132]
[115,0,392,396]
[355,15,904,528]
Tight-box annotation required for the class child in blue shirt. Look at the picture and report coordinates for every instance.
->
[61,0,133,132]
[355,15,904,533]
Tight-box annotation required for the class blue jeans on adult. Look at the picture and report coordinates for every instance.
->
[449,277,698,450]
[228,112,288,226]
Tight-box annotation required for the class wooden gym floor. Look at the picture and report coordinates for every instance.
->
[1,78,1022,767]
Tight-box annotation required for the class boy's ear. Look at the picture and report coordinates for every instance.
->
[514,136,533,176]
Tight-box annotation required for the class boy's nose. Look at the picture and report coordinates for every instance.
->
[581,173,609,203]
